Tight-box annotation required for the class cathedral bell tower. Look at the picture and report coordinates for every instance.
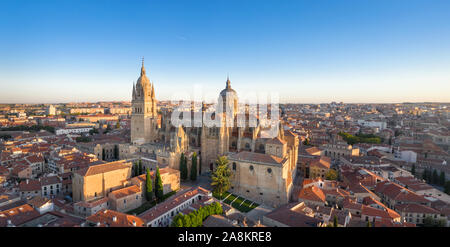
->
[131,59,158,144]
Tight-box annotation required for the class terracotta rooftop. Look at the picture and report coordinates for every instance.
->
[76,160,131,177]
[395,203,440,214]
[0,204,40,227]
[228,151,286,166]
[264,202,321,227]
[139,187,210,223]
[27,196,51,208]
[109,185,141,199]
[87,209,145,227]
[298,186,326,203]
[19,179,41,191]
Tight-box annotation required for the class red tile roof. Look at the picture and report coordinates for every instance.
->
[298,186,326,203]
[0,204,40,227]
[87,209,145,227]
[109,185,141,199]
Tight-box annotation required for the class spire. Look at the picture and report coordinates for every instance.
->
[140,57,146,76]
[226,74,231,89]
[151,82,155,98]
[132,81,136,99]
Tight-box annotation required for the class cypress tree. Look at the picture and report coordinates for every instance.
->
[145,168,153,201]
[155,166,164,201]
[432,169,439,185]
[138,160,143,175]
[427,169,433,183]
[333,215,338,227]
[422,169,427,181]
[445,181,450,194]
[180,153,188,180]
[133,163,138,177]
[190,152,198,181]
[439,171,446,186]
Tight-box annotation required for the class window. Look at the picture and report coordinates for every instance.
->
[259,144,265,151]
[249,165,254,171]
[267,168,272,174]
[232,163,236,171]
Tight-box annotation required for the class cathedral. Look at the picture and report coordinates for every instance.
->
[122,61,299,207]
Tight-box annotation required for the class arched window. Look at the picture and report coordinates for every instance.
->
[245,143,250,150]
[267,168,272,174]
[232,162,236,171]
[259,144,265,152]
[249,165,254,171]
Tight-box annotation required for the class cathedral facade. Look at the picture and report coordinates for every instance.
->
[125,62,299,207]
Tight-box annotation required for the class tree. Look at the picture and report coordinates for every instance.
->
[190,152,198,181]
[180,153,188,180]
[189,212,200,227]
[325,169,338,181]
[145,168,153,201]
[303,138,310,146]
[411,164,416,176]
[422,216,447,227]
[89,128,99,135]
[113,145,119,160]
[133,163,139,177]
[154,166,164,201]
[182,214,191,227]
[171,214,183,227]
[333,215,338,227]
[432,169,439,185]
[211,156,232,198]
[444,181,450,194]
[422,168,428,181]
[439,171,446,186]
[213,202,223,215]
[138,160,143,176]
[366,221,372,227]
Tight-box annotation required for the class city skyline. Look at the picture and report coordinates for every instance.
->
[1,0,450,104]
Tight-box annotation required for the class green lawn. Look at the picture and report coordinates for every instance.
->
[213,191,231,200]
[215,192,259,213]
[231,196,245,208]
[223,194,237,204]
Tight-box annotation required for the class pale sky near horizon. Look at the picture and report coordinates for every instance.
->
[1,0,450,104]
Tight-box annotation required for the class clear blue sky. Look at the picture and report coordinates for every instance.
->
[1,0,449,104]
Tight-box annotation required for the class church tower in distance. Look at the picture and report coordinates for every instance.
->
[131,59,158,144]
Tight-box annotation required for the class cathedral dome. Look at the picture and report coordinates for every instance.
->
[218,77,238,114]
[219,77,237,98]
[137,63,150,88]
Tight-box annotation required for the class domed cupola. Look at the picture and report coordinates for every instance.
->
[218,76,238,115]
[135,59,152,99]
